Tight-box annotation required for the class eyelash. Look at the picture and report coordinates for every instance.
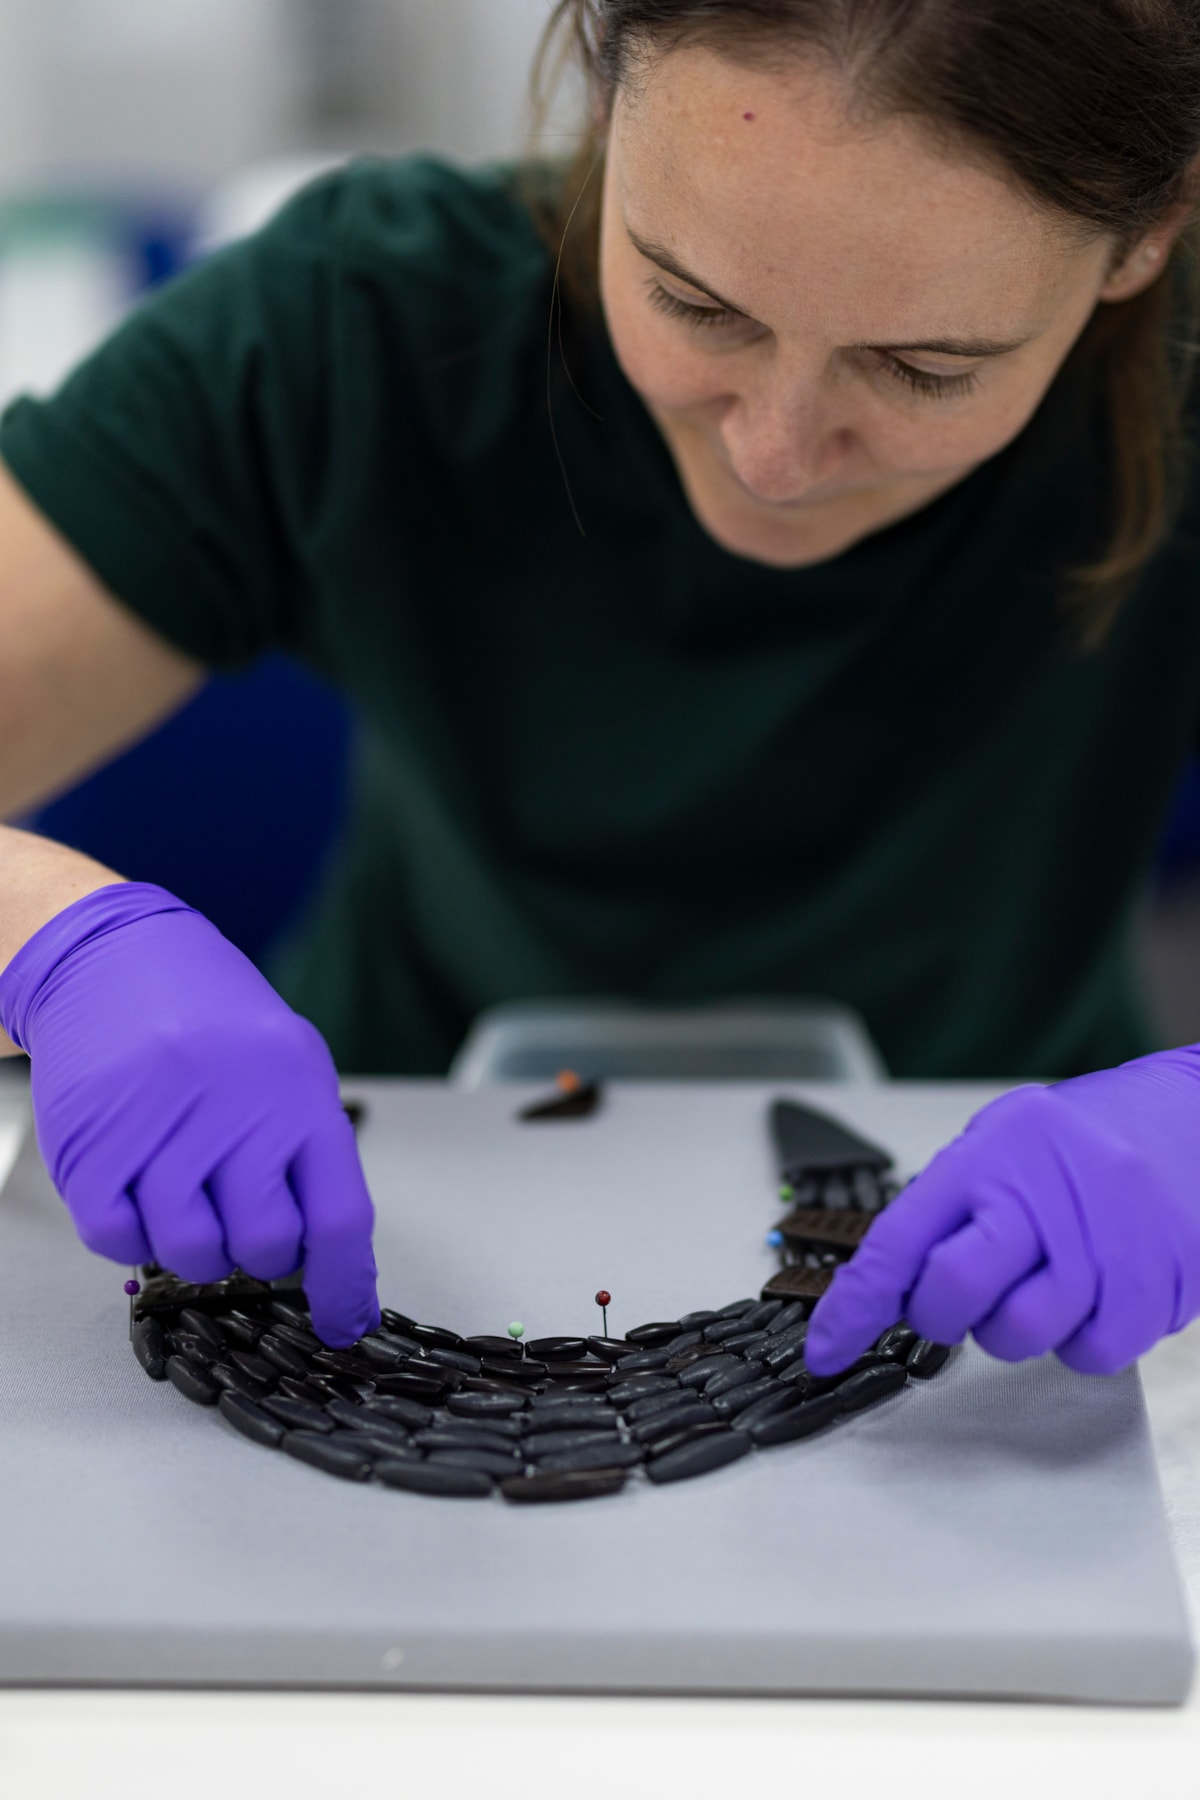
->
[645,281,982,401]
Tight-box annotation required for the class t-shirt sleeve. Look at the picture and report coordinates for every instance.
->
[0,171,354,670]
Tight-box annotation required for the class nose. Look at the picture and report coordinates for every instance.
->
[718,378,852,505]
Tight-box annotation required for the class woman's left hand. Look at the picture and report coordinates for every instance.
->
[806,1047,1200,1378]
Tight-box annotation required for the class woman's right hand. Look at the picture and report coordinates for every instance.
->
[0,881,380,1346]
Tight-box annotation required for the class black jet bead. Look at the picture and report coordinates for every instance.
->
[677,1309,719,1330]
[311,1348,371,1378]
[377,1461,493,1497]
[268,1297,313,1331]
[646,1430,752,1484]
[461,1376,536,1399]
[479,1359,543,1387]
[168,1332,216,1364]
[380,1309,420,1338]
[530,1388,618,1411]
[282,1431,372,1482]
[331,1389,429,1432]
[632,1404,717,1445]
[500,1468,628,1504]
[624,1388,706,1424]
[542,1371,610,1394]
[822,1351,891,1385]
[356,1337,409,1370]
[304,1372,368,1403]
[215,1311,265,1349]
[268,1321,322,1355]
[465,1336,525,1361]
[838,1363,910,1414]
[702,1316,757,1344]
[343,1432,422,1463]
[210,1362,274,1405]
[615,1347,675,1374]
[718,1331,770,1359]
[666,1344,723,1373]
[428,1448,528,1480]
[262,1394,336,1434]
[524,1336,589,1362]
[132,1317,168,1380]
[740,1300,785,1331]
[761,1338,809,1375]
[584,1337,632,1364]
[659,1330,705,1357]
[710,1376,783,1417]
[370,1371,448,1403]
[417,1429,523,1459]
[166,1355,221,1406]
[218,1390,287,1448]
[644,1419,732,1461]
[730,1386,809,1432]
[277,1376,324,1404]
[178,1308,226,1350]
[412,1346,482,1377]
[326,1401,413,1443]
[523,1428,624,1459]
[605,1375,679,1404]
[409,1323,464,1351]
[429,1411,523,1440]
[678,1354,740,1391]
[704,1361,765,1398]
[711,1297,758,1320]
[524,1400,616,1431]
[446,1390,528,1419]
[229,1349,278,1387]
[257,1334,311,1378]
[366,1394,442,1428]
[624,1321,683,1348]
[907,1339,952,1379]
[749,1391,842,1446]
[534,1441,644,1473]
[876,1323,919,1360]
[763,1301,809,1337]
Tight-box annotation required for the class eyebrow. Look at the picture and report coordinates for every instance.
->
[626,225,1034,359]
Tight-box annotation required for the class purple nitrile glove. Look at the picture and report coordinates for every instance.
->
[0,883,379,1347]
[806,1048,1200,1379]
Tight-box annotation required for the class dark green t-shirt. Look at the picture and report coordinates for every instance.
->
[3,154,1200,1079]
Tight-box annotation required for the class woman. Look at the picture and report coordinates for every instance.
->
[0,0,1197,1368]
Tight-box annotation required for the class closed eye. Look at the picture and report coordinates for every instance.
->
[645,280,982,400]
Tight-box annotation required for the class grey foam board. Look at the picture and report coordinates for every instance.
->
[0,1080,1191,1703]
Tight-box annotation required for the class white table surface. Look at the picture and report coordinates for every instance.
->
[3,1079,1199,1800]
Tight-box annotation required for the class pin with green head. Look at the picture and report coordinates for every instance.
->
[507,1321,525,1342]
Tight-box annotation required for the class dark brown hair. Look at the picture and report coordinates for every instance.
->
[531,0,1200,637]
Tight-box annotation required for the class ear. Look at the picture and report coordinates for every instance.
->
[1099,232,1178,303]
[1099,176,1200,304]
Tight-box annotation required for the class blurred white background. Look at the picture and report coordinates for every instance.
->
[0,0,577,403]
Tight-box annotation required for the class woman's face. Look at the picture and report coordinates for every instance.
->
[598,45,1173,567]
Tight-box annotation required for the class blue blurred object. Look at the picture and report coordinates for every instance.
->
[31,656,351,965]
[1157,755,1200,885]
[21,198,352,968]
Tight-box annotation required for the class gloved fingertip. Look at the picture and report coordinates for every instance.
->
[804,1332,859,1377]
[308,1292,381,1351]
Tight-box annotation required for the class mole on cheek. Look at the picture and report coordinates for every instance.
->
[743,111,757,122]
